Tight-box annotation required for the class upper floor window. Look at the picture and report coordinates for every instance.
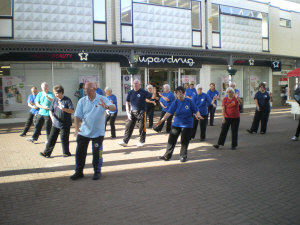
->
[0,0,13,38]
[219,5,262,20]
[192,1,201,47]
[93,0,107,41]
[121,0,133,42]
[134,0,191,9]
[211,4,220,48]
[122,0,132,24]
[280,18,291,28]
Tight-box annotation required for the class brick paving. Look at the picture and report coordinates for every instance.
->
[1,108,300,225]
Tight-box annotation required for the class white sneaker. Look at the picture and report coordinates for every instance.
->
[137,142,145,147]
[118,141,128,147]
[291,136,298,141]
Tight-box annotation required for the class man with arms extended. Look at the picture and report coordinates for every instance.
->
[71,82,115,181]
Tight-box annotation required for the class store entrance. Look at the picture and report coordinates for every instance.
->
[148,69,177,92]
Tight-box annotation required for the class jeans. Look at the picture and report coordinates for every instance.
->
[105,112,118,137]
[217,117,240,148]
[75,134,104,174]
[32,114,52,140]
[164,126,193,159]
[43,126,71,156]
[191,115,208,140]
[123,111,146,144]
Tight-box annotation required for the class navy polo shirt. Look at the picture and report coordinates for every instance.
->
[126,88,152,111]
[254,91,270,112]
[168,98,199,128]
[159,91,175,112]
[192,93,212,116]
[50,96,74,129]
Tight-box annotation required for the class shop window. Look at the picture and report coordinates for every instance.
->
[192,1,201,47]
[280,18,291,28]
[93,0,107,41]
[0,0,13,38]
[121,0,133,42]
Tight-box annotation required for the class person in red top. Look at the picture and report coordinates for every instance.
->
[213,87,242,150]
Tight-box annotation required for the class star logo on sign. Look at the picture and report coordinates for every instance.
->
[249,58,255,66]
[272,61,280,68]
[78,51,88,61]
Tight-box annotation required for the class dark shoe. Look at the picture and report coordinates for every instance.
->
[92,172,101,180]
[158,156,169,161]
[213,144,219,149]
[111,136,116,139]
[246,129,253,134]
[231,147,237,150]
[200,138,205,141]
[153,127,161,133]
[40,152,51,158]
[20,133,26,137]
[70,172,84,180]
[63,152,72,157]
[180,157,187,162]
[260,131,265,134]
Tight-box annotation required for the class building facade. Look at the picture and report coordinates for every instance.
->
[1,0,300,119]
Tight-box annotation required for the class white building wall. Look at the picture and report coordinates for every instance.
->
[13,0,93,42]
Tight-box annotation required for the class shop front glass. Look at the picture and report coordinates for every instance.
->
[0,62,104,119]
[180,69,200,89]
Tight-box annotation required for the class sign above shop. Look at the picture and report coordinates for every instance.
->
[271,61,281,72]
[133,55,201,68]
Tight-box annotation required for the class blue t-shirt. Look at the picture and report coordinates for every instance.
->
[168,98,199,128]
[27,94,39,114]
[50,96,74,129]
[35,91,54,116]
[106,94,118,113]
[185,88,197,98]
[126,88,152,111]
[96,88,103,96]
[206,89,219,105]
[159,91,175,112]
[74,94,113,138]
[192,93,212,116]
[254,91,270,112]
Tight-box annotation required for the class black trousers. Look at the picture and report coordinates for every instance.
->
[208,105,216,126]
[75,134,104,174]
[43,126,71,156]
[250,110,270,133]
[217,117,240,148]
[32,114,52,140]
[146,104,155,128]
[123,111,146,144]
[21,112,35,135]
[295,119,300,137]
[105,112,118,137]
[155,111,173,133]
[191,115,208,140]
[164,126,193,159]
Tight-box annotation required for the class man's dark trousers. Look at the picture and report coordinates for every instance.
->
[32,114,52,140]
[44,126,71,156]
[21,112,35,135]
[123,111,146,144]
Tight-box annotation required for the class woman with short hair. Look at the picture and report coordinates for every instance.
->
[145,84,158,128]
[213,87,241,150]
[104,87,118,138]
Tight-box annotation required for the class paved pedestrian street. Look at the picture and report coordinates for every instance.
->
[0,108,300,225]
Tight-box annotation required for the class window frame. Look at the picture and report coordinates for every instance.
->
[0,0,13,39]
[211,4,221,48]
[93,0,107,42]
[191,0,202,47]
[280,18,291,28]
[121,0,134,43]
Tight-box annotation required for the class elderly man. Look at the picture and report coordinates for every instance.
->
[118,79,155,147]
[70,82,115,181]
[20,86,39,137]
[27,82,53,143]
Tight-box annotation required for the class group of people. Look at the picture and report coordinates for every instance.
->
[19,79,274,181]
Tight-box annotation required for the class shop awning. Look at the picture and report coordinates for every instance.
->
[287,68,300,77]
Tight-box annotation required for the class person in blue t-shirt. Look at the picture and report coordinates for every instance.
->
[20,86,39,136]
[206,83,220,126]
[154,84,175,133]
[185,82,197,99]
[191,84,215,141]
[118,79,155,147]
[27,82,54,143]
[156,86,203,162]
[70,82,115,181]
[104,87,118,138]
[40,85,74,158]
[247,83,271,134]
